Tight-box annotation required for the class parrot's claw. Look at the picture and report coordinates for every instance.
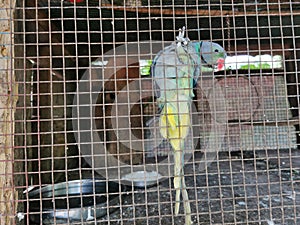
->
[178,26,185,38]
[176,26,190,47]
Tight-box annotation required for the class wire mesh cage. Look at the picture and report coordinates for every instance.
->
[0,0,298,224]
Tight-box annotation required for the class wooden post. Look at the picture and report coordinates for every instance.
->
[0,0,17,224]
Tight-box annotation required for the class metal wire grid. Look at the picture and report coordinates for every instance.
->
[10,0,300,224]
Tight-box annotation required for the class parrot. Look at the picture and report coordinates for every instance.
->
[151,27,227,225]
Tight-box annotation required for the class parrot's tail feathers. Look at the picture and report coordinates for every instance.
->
[182,177,192,223]
[174,177,181,215]
[175,189,181,215]
[174,150,183,216]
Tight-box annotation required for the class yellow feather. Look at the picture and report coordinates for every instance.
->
[170,138,181,152]
[166,103,178,129]
[159,94,191,151]
[159,113,168,139]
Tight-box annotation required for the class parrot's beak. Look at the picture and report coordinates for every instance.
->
[215,58,225,71]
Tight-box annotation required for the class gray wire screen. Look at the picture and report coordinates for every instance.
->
[7,0,300,224]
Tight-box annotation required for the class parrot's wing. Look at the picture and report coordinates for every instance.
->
[151,43,181,99]
[152,43,181,79]
[152,42,199,100]
[152,43,197,78]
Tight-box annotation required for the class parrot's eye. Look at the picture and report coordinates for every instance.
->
[214,49,219,53]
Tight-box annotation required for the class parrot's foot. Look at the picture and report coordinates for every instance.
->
[176,26,190,47]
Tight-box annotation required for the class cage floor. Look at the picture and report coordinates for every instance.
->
[64,149,299,225]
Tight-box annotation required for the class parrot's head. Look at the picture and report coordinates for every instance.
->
[194,41,227,69]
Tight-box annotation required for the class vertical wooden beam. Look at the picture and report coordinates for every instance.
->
[13,1,29,224]
[0,0,17,224]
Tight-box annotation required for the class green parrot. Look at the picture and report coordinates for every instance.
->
[151,27,227,225]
